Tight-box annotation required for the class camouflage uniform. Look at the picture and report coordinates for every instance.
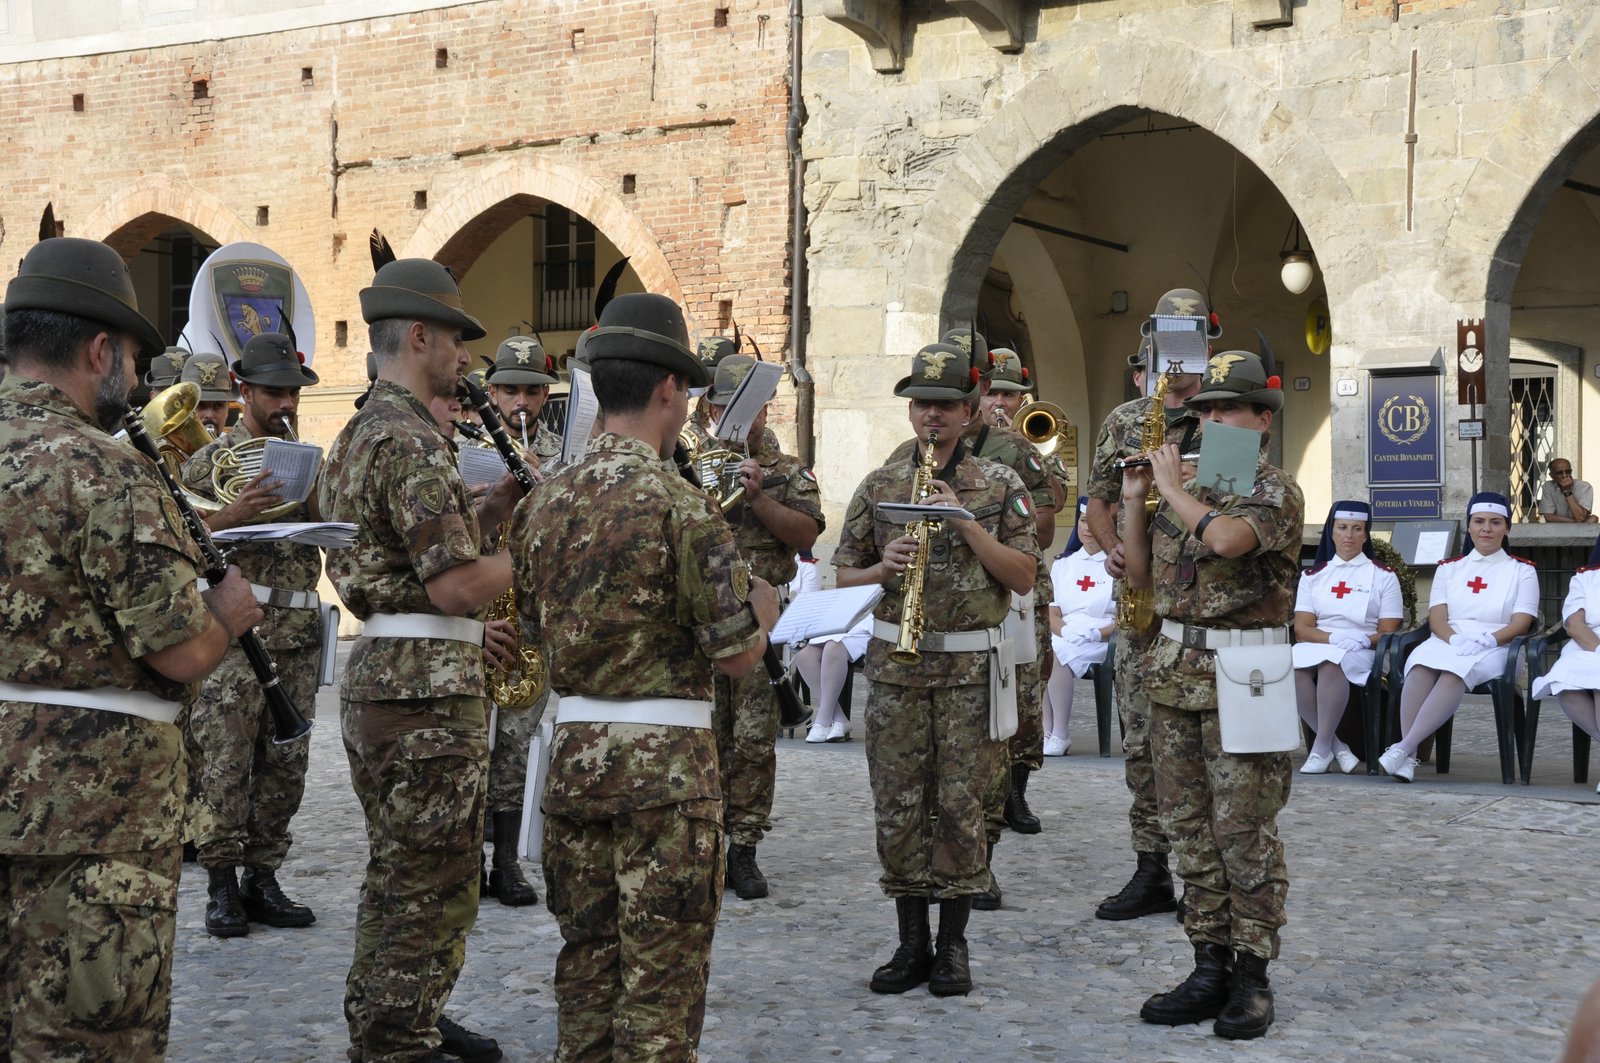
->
[1145,455,1303,959]
[180,422,322,871]
[0,376,210,1059]
[320,380,492,1063]
[712,432,825,848]
[834,443,1039,898]
[1084,395,1202,857]
[512,432,762,1061]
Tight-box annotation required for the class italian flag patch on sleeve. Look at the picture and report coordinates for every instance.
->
[1011,494,1033,518]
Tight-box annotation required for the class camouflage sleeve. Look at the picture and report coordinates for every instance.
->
[88,483,211,660]
[179,441,222,498]
[885,438,916,465]
[678,503,763,660]
[783,461,827,534]
[1015,445,1056,512]
[384,444,481,583]
[1083,410,1125,505]
[831,479,880,570]
[991,465,1042,562]
[510,491,543,648]
[1220,471,1304,557]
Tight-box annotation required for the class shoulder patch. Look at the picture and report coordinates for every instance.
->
[1025,453,1043,473]
[1577,563,1600,575]
[801,468,817,483]
[1509,553,1537,567]
[418,476,446,514]
[1437,552,1469,566]
[1304,562,1328,577]
[1011,493,1033,518]
[1371,560,1395,573]
[846,495,868,521]
[732,561,752,603]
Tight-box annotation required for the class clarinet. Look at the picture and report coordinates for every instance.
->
[460,378,537,494]
[122,412,313,745]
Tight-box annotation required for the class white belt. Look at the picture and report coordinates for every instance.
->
[0,681,179,725]
[872,619,1002,653]
[362,613,485,644]
[553,694,713,730]
[1159,620,1290,650]
[197,580,319,611]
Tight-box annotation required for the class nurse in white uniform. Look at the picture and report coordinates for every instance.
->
[1529,530,1600,791]
[1292,500,1404,774]
[1043,497,1115,756]
[1379,492,1539,782]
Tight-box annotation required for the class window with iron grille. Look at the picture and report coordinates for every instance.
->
[541,206,595,331]
[1509,370,1555,523]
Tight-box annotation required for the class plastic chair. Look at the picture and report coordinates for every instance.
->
[1290,631,1394,775]
[1084,630,1118,757]
[1523,623,1594,786]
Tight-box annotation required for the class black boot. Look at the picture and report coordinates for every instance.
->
[204,867,249,938]
[972,841,1002,911]
[725,843,769,900]
[486,811,538,907]
[1095,851,1178,920]
[870,897,933,993]
[927,897,973,996]
[1140,942,1235,1025]
[1213,951,1275,1040]
[436,1014,504,1062]
[1004,764,1041,834]
[238,867,316,928]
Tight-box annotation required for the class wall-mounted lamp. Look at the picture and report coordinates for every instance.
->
[1280,218,1315,295]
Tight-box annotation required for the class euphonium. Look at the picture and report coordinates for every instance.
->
[1116,375,1168,634]
[676,426,747,513]
[889,431,942,665]
[208,412,315,521]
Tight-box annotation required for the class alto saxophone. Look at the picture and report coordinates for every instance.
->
[486,526,548,710]
[890,431,942,665]
[1116,374,1168,635]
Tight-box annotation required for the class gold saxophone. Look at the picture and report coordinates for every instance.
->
[890,431,942,665]
[1116,374,1168,635]
[481,412,547,711]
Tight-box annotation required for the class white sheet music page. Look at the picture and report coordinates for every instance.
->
[458,445,507,489]
[259,439,322,504]
[769,585,884,645]
[712,361,783,444]
[562,366,600,466]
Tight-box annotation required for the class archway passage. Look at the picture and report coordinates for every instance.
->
[108,213,221,381]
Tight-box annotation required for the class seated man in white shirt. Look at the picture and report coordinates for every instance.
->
[1539,459,1597,523]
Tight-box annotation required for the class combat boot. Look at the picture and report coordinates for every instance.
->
[436,1015,504,1062]
[1140,942,1235,1025]
[238,867,316,928]
[869,897,932,994]
[972,841,1002,911]
[1095,851,1178,920]
[927,897,973,996]
[1004,764,1041,834]
[725,843,769,899]
[204,867,249,938]
[1213,951,1275,1040]
[486,811,538,907]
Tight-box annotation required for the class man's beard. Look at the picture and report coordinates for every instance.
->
[93,350,131,432]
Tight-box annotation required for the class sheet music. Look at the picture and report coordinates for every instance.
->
[259,439,322,504]
[1145,315,1210,394]
[212,521,358,549]
[876,501,977,524]
[458,445,507,489]
[713,361,784,444]
[562,366,600,466]
[769,585,884,645]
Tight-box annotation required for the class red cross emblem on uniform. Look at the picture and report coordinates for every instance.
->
[1467,576,1488,594]
[1077,575,1096,592]
[1330,581,1352,599]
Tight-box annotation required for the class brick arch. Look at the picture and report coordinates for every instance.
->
[896,37,1359,337]
[75,173,254,259]
[401,157,682,306]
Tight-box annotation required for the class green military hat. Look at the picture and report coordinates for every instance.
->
[1142,288,1222,339]
[465,366,489,390]
[485,335,558,386]
[894,342,980,401]
[235,332,319,388]
[179,350,237,402]
[1127,336,1153,370]
[146,346,190,388]
[6,237,165,358]
[940,327,992,379]
[988,348,1033,392]
[1184,350,1283,413]
[707,354,757,406]
[359,258,486,341]
[695,335,740,370]
[585,292,709,388]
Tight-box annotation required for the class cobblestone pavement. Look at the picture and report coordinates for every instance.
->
[169,656,1600,1062]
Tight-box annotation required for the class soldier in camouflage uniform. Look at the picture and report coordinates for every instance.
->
[0,237,262,1060]
[511,292,779,1061]
[145,345,189,390]
[486,335,563,475]
[178,349,238,437]
[320,259,525,1063]
[1082,291,1214,923]
[181,332,323,938]
[1121,350,1302,1041]
[836,341,1038,998]
[702,355,824,900]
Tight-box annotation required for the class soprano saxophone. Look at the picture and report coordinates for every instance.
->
[889,431,942,665]
[1115,374,1167,635]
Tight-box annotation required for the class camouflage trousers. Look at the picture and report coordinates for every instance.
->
[1115,633,1171,855]
[488,690,549,814]
[712,669,777,848]
[1150,702,1292,960]
[186,645,319,870]
[865,680,1000,899]
[984,603,1049,842]
[543,797,724,1063]
[1,845,180,1062]
[342,695,488,1063]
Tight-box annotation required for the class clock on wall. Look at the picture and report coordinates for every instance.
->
[1456,320,1486,405]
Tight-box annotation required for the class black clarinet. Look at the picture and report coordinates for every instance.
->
[122,412,313,744]
[460,378,538,494]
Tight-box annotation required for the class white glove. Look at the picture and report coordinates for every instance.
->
[1332,632,1369,653]
[1448,632,1476,651]
[1064,629,1094,645]
[1471,631,1498,652]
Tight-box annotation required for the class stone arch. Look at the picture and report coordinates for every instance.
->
[894,37,1360,340]
[401,156,682,307]
[75,173,254,258]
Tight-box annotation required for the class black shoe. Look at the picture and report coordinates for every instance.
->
[725,843,769,900]
[972,841,1001,911]
[870,897,933,994]
[1095,851,1178,921]
[436,1015,503,1062]
[486,811,538,907]
[181,841,198,863]
[1213,951,1275,1039]
[927,898,973,997]
[204,867,250,938]
[1140,942,1235,1025]
[238,867,316,928]
[1004,764,1041,834]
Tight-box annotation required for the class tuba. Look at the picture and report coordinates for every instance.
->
[1115,375,1168,634]
[889,432,942,665]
